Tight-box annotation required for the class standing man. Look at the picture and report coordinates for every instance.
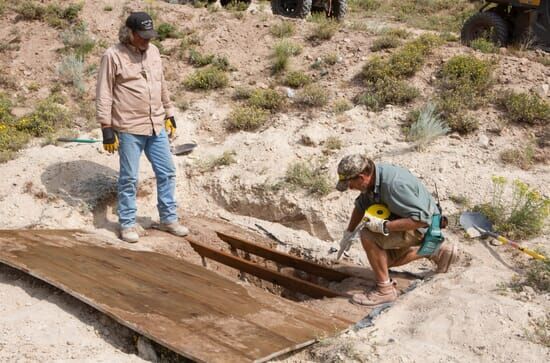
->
[336,154,458,306]
[96,12,188,243]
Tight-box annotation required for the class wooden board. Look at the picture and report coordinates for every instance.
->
[0,230,351,363]
[216,231,354,282]
[187,236,350,299]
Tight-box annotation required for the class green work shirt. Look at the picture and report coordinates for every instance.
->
[355,163,439,226]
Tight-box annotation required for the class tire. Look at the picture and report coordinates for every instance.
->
[461,11,509,46]
[534,0,550,47]
[327,0,347,20]
[271,0,312,18]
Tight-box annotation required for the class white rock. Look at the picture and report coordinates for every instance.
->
[478,134,489,148]
[137,336,158,362]
[533,84,549,98]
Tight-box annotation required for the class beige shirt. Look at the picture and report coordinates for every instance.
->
[96,43,174,136]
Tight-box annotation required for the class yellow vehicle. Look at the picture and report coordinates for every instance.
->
[461,0,550,48]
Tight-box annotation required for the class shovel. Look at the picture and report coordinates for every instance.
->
[57,137,100,143]
[172,143,197,156]
[459,211,547,261]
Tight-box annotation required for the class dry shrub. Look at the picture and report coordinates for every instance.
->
[226,106,269,131]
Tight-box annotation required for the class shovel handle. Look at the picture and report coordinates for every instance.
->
[488,232,548,261]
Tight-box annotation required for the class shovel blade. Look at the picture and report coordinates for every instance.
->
[459,211,493,238]
[172,143,197,156]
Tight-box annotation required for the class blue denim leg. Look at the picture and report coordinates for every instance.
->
[117,132,147,228]
[144,129,178,224]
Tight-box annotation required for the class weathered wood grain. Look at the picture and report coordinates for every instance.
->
[0,229,351,363]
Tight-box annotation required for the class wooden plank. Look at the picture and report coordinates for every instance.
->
[0,230,350,363]
[216,231,354,282]
[187,236,350,299]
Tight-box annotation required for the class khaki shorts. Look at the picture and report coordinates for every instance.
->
[360,228,424,262]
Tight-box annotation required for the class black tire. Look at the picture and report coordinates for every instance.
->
[327,0,347,20]
[271,0,312,18]
[534,0,550,47]
[461,11,509,46]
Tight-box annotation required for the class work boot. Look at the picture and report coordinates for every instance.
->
[351,280,398,306]
[430,242,458,273]
[159,221,189,237]
[120,226,139,243]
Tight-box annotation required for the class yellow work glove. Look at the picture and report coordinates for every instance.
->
[165,116,177,141]
[102,127,119,154]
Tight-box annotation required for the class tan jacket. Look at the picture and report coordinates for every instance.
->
[96,43,174,136]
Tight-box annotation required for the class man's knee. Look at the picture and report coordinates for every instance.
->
[360,229,378,248]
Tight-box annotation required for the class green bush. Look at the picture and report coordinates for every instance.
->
[270,21,295,38]
[199,150,237,172]
[470,38,498,53]
[500,145,535,170]
[61,23,95,58]
[15,96,71,137]
[285,161,331,196]
[233,86,253,100]
[370,35,401,52]
[57,54,85,93]
[324,136,342,151]
[226,106,269,131]
[248,88,286,111]
[349,0,381,12]
[378,27,410,39]
[271,40,302,74]
[498,91,550,125]
[309,15,340,41]
[284,71,312,88]
[388,34,443,78]
[439,55,493,104]
[435,55,494,133]
[17,2,83,28]
[333,99,352,114]
[526,260,550,293]
[156,23,181,41]
[356,77,419,111]
[183,66,228,90]
[296,84,329,107]
[188,48,215,67]
[0,93,13,124]
[407,102,449,149]
[474,176,550,240]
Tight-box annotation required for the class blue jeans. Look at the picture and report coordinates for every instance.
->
[117,129,177,229]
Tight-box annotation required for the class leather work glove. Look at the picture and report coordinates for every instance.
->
[364,216,389,236]
[339,229,355,252]
[102,127,119,154]
[165,116,177,141]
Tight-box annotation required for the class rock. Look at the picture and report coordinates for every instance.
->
[522,286,536,296]
[284,87,295,98]
[137,336,158,362]
[533,84,549,98]
[299,124,331,146]
[478,134,489,148]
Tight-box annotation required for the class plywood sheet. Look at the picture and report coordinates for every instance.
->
[0,230,351,363]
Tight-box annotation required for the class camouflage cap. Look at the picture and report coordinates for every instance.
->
[336,154,369,192]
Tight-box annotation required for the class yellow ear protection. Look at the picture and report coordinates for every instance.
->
[365,204,390,220]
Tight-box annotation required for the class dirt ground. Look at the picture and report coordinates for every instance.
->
[0,0,549,362]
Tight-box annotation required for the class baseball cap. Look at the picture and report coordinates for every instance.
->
[336,154,369,192]
[126,12,158,40]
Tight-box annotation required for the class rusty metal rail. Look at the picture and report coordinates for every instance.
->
[216,231,353,282]
[186,236,350,299]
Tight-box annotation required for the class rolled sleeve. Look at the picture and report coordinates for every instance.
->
[96,52,115,127]
[387,182,433,224]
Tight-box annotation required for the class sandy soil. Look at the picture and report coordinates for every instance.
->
[0,0,549,362]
